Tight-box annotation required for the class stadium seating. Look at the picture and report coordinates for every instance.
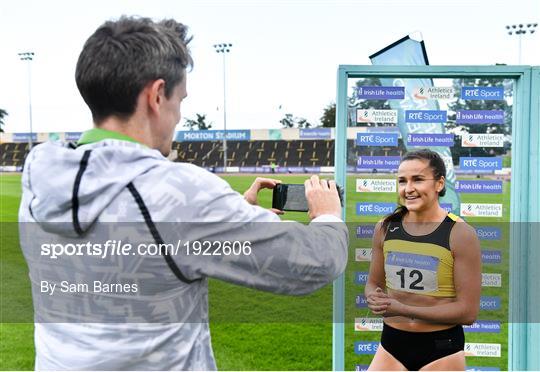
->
[0,140,404,168]
[0,142,32,167]
[173,140,339,167]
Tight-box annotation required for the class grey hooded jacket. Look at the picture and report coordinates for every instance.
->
[18,139,348,370]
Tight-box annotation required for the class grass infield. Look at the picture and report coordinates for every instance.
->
[0,173,509,370]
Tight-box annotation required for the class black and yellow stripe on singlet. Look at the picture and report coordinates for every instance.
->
[383,213,459,297]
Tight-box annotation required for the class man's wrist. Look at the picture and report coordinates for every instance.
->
[310,214,342,223]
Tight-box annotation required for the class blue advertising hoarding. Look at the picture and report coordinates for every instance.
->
[354,272,369,285]
[456,110,504,124]
[176,130,251,141]
[461,86,504,100]
[459,157,503,171]
[12,133,37,142]
[456,180,503,194]
[476,227,502,240]
[356,133,398,147]
[357,156,401,171]
[405,110,447,123]
[299,128,332,139]
[65,132,83,141]
[356,225,376,238]
[356,202,396,215]
[407,133,454,147]
[356,86,404,100]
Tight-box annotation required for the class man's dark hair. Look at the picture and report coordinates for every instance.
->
[75,16,193,123]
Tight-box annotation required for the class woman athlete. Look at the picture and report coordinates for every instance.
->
[366,149,481,371]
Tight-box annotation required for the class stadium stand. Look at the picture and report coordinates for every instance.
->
[0,142,31,168]
[0,139,405,169]
[173,140,340,167]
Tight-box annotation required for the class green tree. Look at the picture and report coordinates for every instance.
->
[0,108,7,132]
[279,113,311,128]
[279,113,294,128]
[320,102,336,127]
[343,77,392,127]
[184,113,213,130]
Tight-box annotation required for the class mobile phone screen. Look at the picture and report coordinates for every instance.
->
[282,184,308,212]
[272,183,343,212]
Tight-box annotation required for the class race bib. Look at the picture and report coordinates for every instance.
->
[385,252,439,293]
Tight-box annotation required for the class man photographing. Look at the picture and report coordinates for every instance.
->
[18,16,348,370]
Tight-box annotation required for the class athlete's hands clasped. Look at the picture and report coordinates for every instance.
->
[366,287,391,315]
[367,287,407,317]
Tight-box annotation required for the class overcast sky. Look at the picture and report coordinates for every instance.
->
[1,0,539,134]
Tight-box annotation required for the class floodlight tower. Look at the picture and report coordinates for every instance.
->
[505,23,537,64]
[213,43,232,171]
[18,51,35,150]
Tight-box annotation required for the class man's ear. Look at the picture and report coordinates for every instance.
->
[146,79,166,115]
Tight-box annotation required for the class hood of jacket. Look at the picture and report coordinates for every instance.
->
[20,140,165,236]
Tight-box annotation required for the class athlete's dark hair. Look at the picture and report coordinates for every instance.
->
[381,149,447,231]
[75,16,193,124]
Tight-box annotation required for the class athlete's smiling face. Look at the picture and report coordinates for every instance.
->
[397,159,445,212]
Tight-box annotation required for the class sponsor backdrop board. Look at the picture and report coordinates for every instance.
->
[341,69,513,371]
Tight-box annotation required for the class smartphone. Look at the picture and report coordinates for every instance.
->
[272,183,344,212]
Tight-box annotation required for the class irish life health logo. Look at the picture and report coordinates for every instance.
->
[356,86,405,100]
[462,134,504,147]
[356,225,375,238]
[356,179,396,193]
[357,156,401,171]
[455,180,503,194]
[407,133,454,147]
[456,110,504,124]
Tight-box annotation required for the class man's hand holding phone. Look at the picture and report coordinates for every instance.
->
[304,175,342,220]
[244,177,284,215]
